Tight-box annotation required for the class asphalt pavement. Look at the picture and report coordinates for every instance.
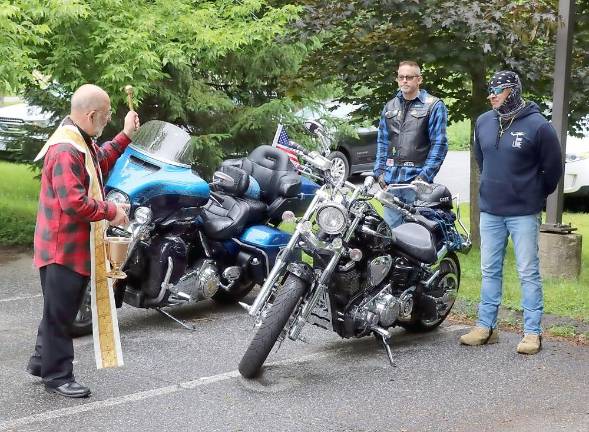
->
[0,247,588,432]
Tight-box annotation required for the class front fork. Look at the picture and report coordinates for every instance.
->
[244,193,321,317]
[288,215,362,340]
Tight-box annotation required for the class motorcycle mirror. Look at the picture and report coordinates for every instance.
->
[303,120,324,136]
[212,171,235,187]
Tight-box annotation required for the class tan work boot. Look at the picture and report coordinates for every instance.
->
[459,326,498,346]
[516,334,542,355]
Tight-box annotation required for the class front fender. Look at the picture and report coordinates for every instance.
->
[286,262,314,285]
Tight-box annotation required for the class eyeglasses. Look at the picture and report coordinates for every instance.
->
[89,108,112,117]
[397,75,420,82]
[488,86,506,96]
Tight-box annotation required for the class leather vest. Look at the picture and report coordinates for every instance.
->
[384,94,439,167]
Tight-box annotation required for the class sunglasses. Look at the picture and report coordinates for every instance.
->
[488,86,506,96]
[397,75,420,81]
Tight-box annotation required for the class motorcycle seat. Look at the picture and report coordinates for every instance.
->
[222,146,302,218]
[390,222,437,264]
[201,193,268,240]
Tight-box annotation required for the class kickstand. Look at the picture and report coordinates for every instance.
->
[156,308,196,331]
[379,334,396,367]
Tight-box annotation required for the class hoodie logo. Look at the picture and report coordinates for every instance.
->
[511,131,525,149]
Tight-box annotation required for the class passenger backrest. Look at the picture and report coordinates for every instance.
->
[241,145,301,203]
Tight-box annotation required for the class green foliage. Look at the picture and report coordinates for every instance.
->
[0,161,39,246]
[0,0,89,94]
[295,0,588,130]
[447,120,470,151]
[546,325,577,338]
[2,0,333,165]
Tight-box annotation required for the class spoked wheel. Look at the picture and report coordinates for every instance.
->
[327,151,349,184]
[238,274,307,379]
[401,252,461,332]
[70,283,93,337]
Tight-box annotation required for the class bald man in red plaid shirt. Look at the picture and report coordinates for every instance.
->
[26,84,139,398]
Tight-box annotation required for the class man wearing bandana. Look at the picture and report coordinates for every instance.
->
[373,60,448,228]
[460,71,562,354]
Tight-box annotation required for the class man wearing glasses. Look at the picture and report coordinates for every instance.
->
[460,70,562,355]
[373,60,448,228]
[27,84,139,397]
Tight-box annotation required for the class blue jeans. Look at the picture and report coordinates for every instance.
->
[382,187,417,229]
[477,212,543,335]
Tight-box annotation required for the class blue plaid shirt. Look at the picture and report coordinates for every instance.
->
[373,89,448,184]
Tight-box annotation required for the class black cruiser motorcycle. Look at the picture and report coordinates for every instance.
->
[238,142,471,378]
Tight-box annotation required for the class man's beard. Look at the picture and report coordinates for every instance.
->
[93,120,105,138]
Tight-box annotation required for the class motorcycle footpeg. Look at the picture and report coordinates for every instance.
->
[238,302,251,313]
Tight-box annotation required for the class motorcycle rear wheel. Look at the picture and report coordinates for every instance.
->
[400,252,461,332]
[70,284,92,337]
[238,274,307,379]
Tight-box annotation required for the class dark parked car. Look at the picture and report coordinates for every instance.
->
[298,103,378,181]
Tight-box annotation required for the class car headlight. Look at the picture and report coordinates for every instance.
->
[29,119,50,128]
[566,152,589,163]
[316,203,348,235]
[106,190,130,210]
[133,206,152,224]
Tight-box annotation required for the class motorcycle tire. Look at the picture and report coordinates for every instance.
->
[70,283,93,337]
[238,273,307,379]
[400,253,461,333]
[212,280,255,304]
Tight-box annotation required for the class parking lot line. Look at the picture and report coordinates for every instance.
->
[0,324,469,430]
[0,294,42,303]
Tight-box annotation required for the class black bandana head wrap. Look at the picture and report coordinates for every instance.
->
[488,70,526,119]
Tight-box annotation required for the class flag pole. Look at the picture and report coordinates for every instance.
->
[271,124,283,147]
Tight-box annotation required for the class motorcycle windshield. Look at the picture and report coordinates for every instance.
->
[130,120,195,167]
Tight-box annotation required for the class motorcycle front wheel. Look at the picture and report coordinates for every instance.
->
[400,252,461,332]
[238,274,307,379]
[70,284,92,337]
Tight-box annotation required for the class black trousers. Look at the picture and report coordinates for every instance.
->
[30,264,89,388]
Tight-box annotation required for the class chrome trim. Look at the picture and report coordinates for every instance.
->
[129,144,192,168]
[231,238,270,275]
[247,192,322,317]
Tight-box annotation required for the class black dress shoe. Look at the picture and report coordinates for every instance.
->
[45,382,91,398]
[26,357,41,377]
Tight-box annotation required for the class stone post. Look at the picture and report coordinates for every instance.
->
[539,232,582,279]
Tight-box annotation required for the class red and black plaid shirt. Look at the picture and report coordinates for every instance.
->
[33,118,131,276]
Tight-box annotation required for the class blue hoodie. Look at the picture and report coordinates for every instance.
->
[474,102,562,216]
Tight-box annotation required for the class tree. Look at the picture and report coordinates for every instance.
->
[2,0,329,177]
[292,0,589,246]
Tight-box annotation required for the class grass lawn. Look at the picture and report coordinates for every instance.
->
[0,161,39,245]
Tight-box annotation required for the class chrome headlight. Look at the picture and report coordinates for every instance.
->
[133,206,152,224]
[316,203,348,235]
[106,190,130,206]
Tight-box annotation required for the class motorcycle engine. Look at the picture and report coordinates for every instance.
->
[170,259,220,301]
[348,288,401,336]
[344,255,419,336]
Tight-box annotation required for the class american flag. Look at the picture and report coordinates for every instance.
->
[272,124,299,167]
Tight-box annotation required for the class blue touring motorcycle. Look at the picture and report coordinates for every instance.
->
[71,120,318,336]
